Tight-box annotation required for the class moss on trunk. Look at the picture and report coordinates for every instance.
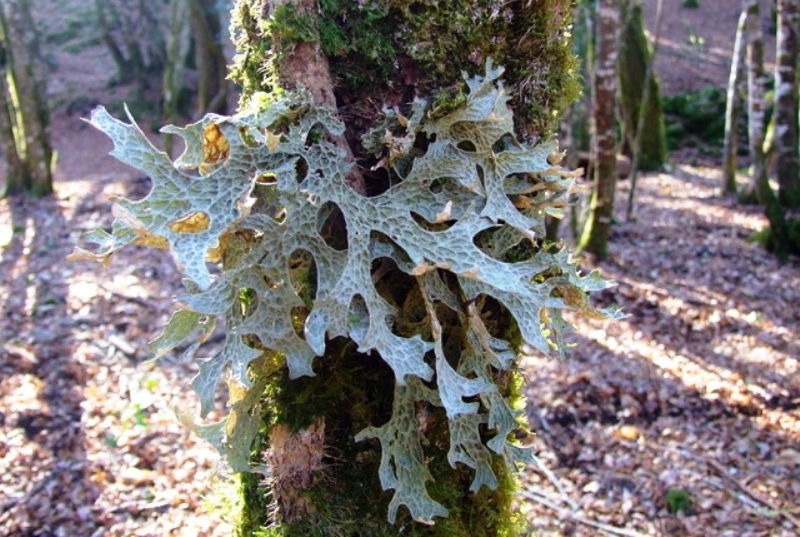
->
[233,337,525,537]
[618,0,667,172]
[230,0,579,142]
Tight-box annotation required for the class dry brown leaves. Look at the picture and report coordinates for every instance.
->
[520,165,799,536]
[0,179,232,537]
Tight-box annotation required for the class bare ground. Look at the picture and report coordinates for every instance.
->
[1,1,798,536]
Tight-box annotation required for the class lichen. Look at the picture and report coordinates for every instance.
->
[77,61,614,532]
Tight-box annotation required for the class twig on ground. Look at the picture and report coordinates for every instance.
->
[520,489,649,537]
[103,499,172,516]
[706,458,800,530]
[96,283,158,309]
[532,452,579,510]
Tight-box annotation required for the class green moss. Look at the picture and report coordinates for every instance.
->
[229,0,580,138]
[269,3,318,44]
[229,333,527,537]
[430,87,468,120]
[663,87,727,148]
[237,471,273,537]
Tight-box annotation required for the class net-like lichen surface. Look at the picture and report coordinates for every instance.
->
[75,63,617,525]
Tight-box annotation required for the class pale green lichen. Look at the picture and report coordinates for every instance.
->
[77,63,617,526]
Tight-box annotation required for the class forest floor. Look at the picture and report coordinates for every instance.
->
[1,1,798,536]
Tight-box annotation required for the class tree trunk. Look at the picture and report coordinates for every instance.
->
[161,0,192,155]
[226,0,580,534]
[742,0,769,203]
[743,0,798,257]
[722,8,748,196]
[774,0,800,207]
[0,0,53,198]
[579,0,621,259]
[188,0,229,115]
[618,0,667,172]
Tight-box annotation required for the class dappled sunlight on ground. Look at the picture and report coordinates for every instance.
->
[0,181,231,536]
[520,166,799,536]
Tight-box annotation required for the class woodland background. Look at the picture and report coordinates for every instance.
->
[0,0,798,536]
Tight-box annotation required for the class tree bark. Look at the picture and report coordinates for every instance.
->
[0,0,53,198]
[743,0,798,257]
[742,0,769,203]
[579,0,621,259]
[722,8,748,196]
[774,0,800,207]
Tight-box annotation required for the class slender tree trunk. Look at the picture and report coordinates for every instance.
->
[95,0,166,89]
[722,8,748,196]
[774,0,800,206]
[579,0,620,259]
[95,0,132,83]
[744,0,798,257]
[162,0,191,155]
[625,0,665,221]
[0,31,25,193]
[618,0,666,173]
[742,0,769,203]
[0,0,53,198]
[188,0,229,115]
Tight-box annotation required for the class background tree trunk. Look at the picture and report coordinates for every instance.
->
[188,0,229,115]
[774,0,799,207]
[743,0,799,257]
[161,0,192,154]
[95,0,166,90]
[579,0,621,259]
[0,0,53,198]
[618,0,667,172]
[227,0,580,534]
[722,8,748,196]
[742,0,769,203]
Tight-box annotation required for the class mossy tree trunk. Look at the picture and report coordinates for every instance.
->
[0,0,53,198]
[774,0,800,207]
[722,8,748,196]
[618,0,667,172]
[579,0,621,259]
[743,0,799,257]
[188,0,229,115]
[226,1,580,535]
